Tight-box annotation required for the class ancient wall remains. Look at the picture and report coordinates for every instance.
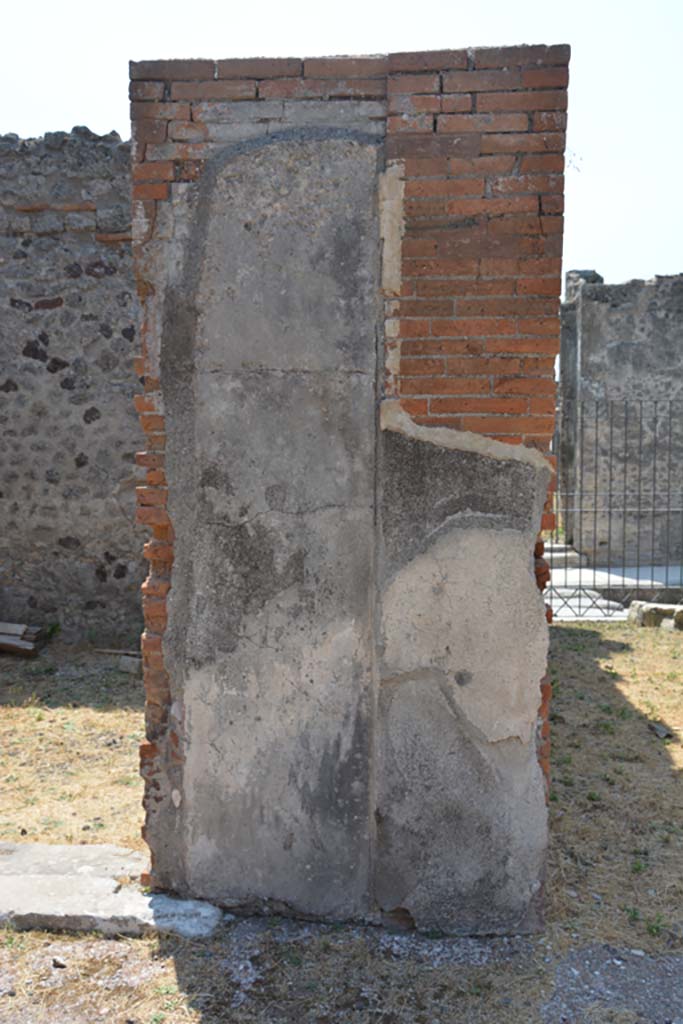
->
[560,271,683,566]
[0,129,144,644]
[131,47,569,934]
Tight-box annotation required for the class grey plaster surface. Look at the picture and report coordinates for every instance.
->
[157,131,382,917]
[0,843,223,938]
[376,429,550,934]
[142,125,553,933]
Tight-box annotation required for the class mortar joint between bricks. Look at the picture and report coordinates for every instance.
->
[213,61,218,81]
[467,48,476,71]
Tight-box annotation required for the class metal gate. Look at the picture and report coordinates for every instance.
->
[547,398,683,620]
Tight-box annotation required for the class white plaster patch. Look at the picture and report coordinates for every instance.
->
[380,526,548,744]
[385,343,401,380]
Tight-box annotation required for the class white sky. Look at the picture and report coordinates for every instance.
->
[2,0,681,286]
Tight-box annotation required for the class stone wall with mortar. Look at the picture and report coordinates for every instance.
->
[559,271,683,565]
[131,48,569,935]
[0,129,145,643]
[561,271,683,405]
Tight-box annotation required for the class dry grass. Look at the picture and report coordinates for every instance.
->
[0,621,682,1023]
[545,622,683,953]
[0,925,550,1024]
[0,642,145,851]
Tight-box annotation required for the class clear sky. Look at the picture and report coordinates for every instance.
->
[2,0,681,287]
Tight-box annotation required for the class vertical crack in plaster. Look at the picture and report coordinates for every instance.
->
[368,155,405,919]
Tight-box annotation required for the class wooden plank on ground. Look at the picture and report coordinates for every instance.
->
[94,648,141,658]
[0,623,28,636]
[0,637,37,657]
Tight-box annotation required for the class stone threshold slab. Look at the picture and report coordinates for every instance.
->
[0,843,224,939]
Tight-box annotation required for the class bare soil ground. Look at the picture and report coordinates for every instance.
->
[1,621,682,1023]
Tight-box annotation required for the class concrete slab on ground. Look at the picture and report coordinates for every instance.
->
[551,564,683,590]
[0,843,224,938]
[547,562,683,621]
[547,586,629,621]
[545,542,588,569]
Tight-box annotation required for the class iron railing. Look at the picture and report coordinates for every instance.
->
[547,398,683,620]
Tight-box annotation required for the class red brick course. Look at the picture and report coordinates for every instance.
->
[383,47,567,462]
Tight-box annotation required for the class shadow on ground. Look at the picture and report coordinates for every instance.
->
[153,622,683,1023]
[546,621,682,950]
[0,622,681,1023]
[0,641,144,712]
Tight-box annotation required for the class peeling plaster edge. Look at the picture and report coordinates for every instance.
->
[378,160,405,297]
[380,400,554,475]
